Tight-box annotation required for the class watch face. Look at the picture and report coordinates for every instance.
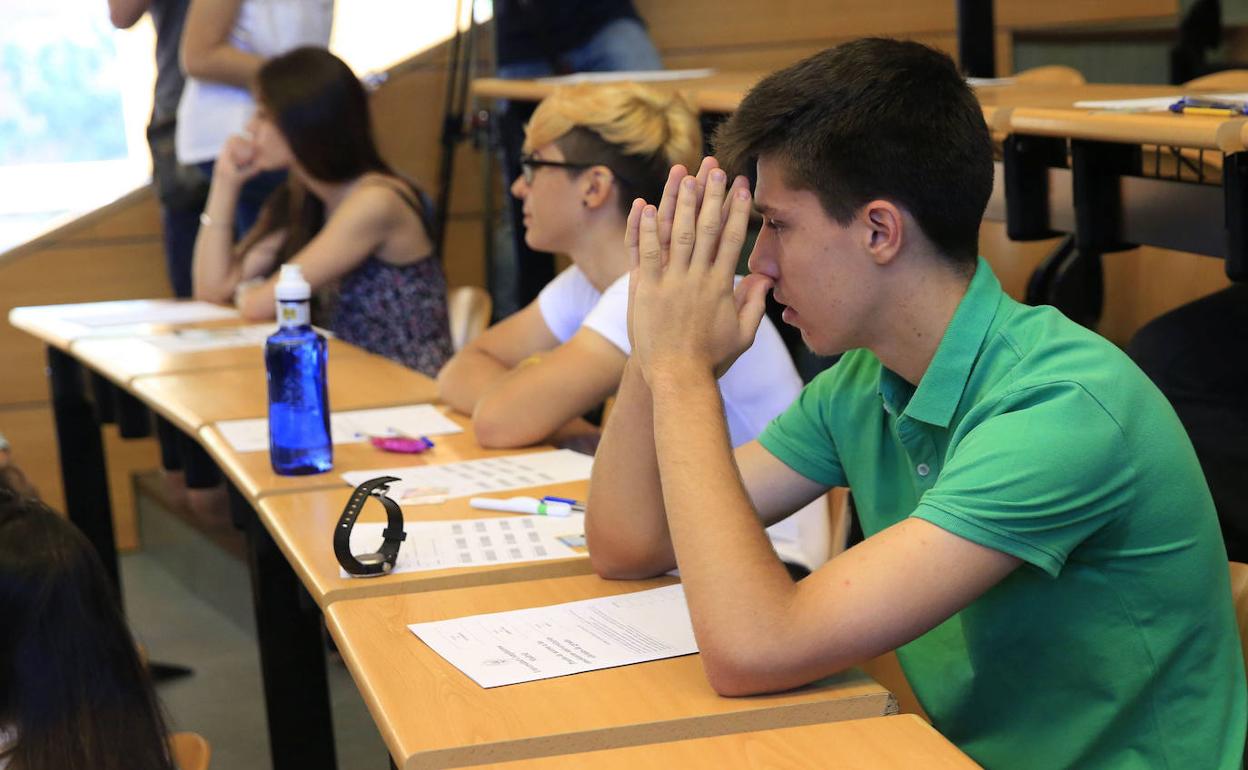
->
[356,552,389,567]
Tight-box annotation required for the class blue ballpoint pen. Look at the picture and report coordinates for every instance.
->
[542,495,586,511]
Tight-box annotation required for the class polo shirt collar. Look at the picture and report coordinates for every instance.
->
[885,257,1002,428]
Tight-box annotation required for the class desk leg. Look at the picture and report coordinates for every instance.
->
[47,347,120,595]
[228,484,337,770]
[115,388,153,440]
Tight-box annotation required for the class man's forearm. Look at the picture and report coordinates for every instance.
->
[473,356,614,449]
[649,365,796,683]
[586,358,674,577]
[436,348,509,415]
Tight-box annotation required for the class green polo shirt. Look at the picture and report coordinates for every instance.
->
[759,258,1246,769]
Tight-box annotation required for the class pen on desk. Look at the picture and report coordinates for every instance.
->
[469,496,573,517]
[1169,97,1247,116]
[1181,106,1239,117]
[541,495,586,512]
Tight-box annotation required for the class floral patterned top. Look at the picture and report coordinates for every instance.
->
[329,182,453,377]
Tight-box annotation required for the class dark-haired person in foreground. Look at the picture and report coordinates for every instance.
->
[0,483,175,770]
[586,39,1246,769]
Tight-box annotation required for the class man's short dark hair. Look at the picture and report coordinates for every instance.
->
[714,38,994,266]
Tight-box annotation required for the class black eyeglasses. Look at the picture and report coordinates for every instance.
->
[518,154,594,185]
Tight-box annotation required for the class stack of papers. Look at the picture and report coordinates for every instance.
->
[341,449,594,502]
[340,514,585,577]
[966,76,1016,87]
[215,404,463,453]
[409,584,697,688]
[1072,95,1180,111]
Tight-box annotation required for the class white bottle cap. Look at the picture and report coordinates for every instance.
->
[274,264,311,301]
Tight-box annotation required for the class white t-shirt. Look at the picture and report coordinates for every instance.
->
[175,0,335,164]
[538,266,830,569]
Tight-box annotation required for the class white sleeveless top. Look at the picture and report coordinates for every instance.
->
[175,0,335,164]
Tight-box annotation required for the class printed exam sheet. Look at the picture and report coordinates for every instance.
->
[339,514,585,577]
[408,584,697,687]
[340,449,593,502]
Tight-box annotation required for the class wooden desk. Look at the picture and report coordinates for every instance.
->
[975,83,1248,150]
[325,574,895,769]
[257,480,593,610]
[8,298,239,351]
[129,351,438,437]
[229,406,577,769]
[471,715,979,769]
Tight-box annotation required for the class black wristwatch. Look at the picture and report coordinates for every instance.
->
[334,475,406,578]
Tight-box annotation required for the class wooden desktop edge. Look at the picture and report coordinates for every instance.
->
[394,692,900,770]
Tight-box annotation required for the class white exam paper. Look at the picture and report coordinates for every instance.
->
[966,76,1016,87]
[63,300,240,328]
[409,584,697,688]
[215,405,464,453]
[1072,95,1180,111]
[340,449,593,501]
[338,514,585,577]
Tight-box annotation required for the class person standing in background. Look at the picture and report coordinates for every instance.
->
[108,0,197,298]
[490,0,663,318]
[177,0,334,244]
[108,0,206,518]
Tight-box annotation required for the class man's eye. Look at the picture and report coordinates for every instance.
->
[764,218,783,231]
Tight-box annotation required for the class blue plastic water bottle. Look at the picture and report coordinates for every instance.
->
[265,264,332,475]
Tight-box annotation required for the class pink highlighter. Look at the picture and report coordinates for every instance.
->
[368,435,435,454]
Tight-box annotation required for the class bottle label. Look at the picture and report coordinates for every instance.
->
[277,299,310,328]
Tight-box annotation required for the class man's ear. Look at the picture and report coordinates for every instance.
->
[859,199,904,265]
[581,166,616,210]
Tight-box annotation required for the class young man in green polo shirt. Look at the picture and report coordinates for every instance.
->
[586,38,1246,769]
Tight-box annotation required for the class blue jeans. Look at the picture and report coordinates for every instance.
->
[161,202,201,298]
[495,17,663,80]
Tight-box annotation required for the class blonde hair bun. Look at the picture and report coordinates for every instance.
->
[524,82,701,172]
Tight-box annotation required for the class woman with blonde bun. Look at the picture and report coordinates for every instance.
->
[438,83,829,574]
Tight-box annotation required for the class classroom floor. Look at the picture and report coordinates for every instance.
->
[122,546,390,769]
